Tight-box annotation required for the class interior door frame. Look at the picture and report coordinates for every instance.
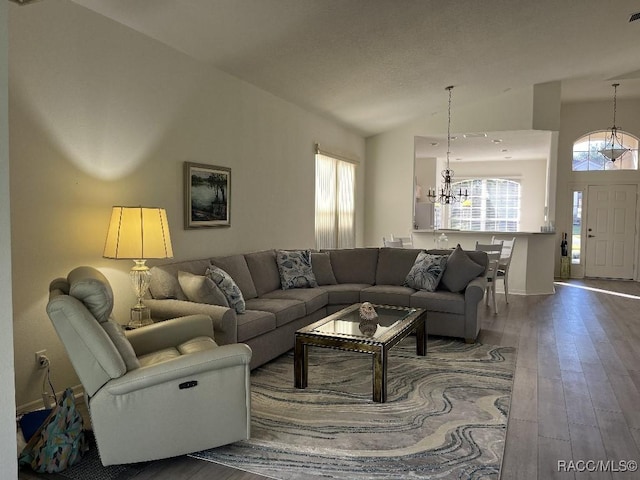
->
[567,180,640,281]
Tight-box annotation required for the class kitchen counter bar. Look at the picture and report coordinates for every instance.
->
[412,230,556,295]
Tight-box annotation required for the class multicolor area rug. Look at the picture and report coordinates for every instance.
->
[191,337,516,480]
[19,431,149,480]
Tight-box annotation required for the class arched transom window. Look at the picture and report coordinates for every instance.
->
[572,130,639,171]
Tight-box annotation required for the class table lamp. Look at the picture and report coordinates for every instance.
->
[103,206,173,327]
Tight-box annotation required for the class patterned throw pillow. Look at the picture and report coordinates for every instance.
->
[276,250,319,290]
[205,265,246,313]
[404,251,448,291]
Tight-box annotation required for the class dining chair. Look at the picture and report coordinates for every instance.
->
[383,237,403,248]
[390,233,414,248]
[491,236,516,304]
[475,241,503,314]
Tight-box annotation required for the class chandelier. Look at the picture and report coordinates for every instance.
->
[598,83,629,162]
[427,86,468,205]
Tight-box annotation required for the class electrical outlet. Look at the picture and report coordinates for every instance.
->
[35,350,49,369]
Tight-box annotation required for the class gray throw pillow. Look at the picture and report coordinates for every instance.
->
[148,266,183,300]
[404,252,448,291]
[310,252,337,285]
[178,271,229,307]
[276,250,319,290]
[205,265,246,313]
[440,245,485,293]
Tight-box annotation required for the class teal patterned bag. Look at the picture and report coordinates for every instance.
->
[19,388,87,473]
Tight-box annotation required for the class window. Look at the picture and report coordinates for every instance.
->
[441,178,520,232]
[571,191,583,264]
[315,151,356,249]
[572,131,638,171]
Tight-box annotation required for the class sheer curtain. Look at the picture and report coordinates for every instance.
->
[315,151,355,249]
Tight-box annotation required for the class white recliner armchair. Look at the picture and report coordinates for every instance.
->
[46,266,252,466]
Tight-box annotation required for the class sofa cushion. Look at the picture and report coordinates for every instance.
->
[464,250,489,274]
[262,288,328,315]
[410,290,465,315]
[311,252,337,285]
[318,283,371,305]
[177,271,229,307]
[276,250,318,290]
[210,255,258,300]
[243,298,306,328]
[440,245,485,293]
[205,265,246,314]
[245,250,281,297]
[148,259,211,300]
[327,248,379,284]
[375,248,422,285]
[148,266,185,300]
[404,252,448,291]
[360,285,416,307]
[236,310,277,342]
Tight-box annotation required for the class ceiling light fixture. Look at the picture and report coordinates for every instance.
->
[599,83,629,162]
[427,86,468,205]
[8,0,42,5]
[463,133,487,139]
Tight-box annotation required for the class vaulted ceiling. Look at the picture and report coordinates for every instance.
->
[68,0,640,139]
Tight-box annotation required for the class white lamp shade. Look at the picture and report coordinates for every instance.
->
[103,206,173,259]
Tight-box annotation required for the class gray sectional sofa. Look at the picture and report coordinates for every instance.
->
[145,247,488,369]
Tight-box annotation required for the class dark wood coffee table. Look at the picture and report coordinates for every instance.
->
[294,303,427,403]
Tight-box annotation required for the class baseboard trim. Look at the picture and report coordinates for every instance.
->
[16,383,84,416]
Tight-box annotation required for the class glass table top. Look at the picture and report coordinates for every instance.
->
[311,305,417,340]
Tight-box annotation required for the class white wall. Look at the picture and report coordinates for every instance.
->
[365,87,552,246]
[10,0,364,408]
[1,1,18,476]
[556,99,640,278]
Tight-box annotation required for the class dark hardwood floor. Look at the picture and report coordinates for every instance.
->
[19,279,640,479]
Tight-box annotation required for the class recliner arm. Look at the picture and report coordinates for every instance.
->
[103,343,252,395]
[125,314,213,356]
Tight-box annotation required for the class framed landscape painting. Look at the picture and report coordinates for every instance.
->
[184,162,231,229]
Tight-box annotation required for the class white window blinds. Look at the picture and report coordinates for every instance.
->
[448,178,521,232]
[315,150,355,249]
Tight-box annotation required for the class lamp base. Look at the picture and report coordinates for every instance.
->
[128,305,152,329]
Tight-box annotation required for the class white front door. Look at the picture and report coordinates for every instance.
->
[585,184,637,279]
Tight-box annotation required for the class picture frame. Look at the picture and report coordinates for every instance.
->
[184,162,231,229]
